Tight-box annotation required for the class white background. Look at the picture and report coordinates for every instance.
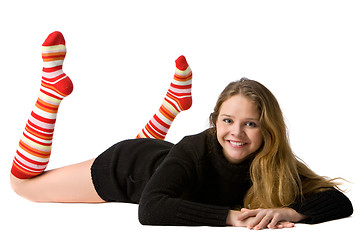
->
[0,0,358,239]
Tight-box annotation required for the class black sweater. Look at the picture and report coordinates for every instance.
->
[136,130,353,226]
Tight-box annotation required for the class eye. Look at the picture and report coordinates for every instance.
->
[222,118,233,124]
[246,122,257,128]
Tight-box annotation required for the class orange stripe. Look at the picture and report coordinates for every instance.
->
[37,98,59,109]
[42,52,65,58]
[41,81,67,97]
[174,72,192,81]
[159,105,176,122]
[12,162,41,176]
[42,56,65,62]
[19,140,50,158]
[144,124,164,139]
[35,99,59,114]
[164,94,181,112]
[149,120,167,136]
[25,125,53,140]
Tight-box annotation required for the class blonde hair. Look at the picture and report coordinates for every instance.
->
[210,78,342,209]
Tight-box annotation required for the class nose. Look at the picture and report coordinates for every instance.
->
[231,124,245,137]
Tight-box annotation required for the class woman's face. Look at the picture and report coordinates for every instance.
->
[216,94,263,164]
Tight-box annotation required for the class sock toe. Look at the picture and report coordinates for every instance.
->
[175,55,189,71]
[42,31,66,46]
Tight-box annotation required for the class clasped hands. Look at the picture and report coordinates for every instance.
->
[226,207,307,230]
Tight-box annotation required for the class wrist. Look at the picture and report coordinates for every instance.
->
[285,207,308,222]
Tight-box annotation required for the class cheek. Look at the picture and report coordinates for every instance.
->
[250,130,263,148]
[215,124,224,143]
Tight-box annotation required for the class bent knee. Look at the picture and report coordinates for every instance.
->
[10,174,39,202]
[10,174,25,196]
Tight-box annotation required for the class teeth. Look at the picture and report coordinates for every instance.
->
[229,141,246,146]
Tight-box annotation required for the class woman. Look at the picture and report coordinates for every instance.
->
[10,31,353,230]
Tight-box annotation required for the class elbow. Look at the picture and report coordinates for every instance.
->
[138,200,156,225]
[138,195,175,226]
[342,195,354,218]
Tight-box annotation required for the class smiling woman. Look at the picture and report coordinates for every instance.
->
[215,95,263,164]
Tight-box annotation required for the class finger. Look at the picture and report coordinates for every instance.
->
[247,212,267,229]
[254,215,272,230]
[273,221,295,229]
[267,214,281,229]
[237,209,262,221]
[281,221,295,228]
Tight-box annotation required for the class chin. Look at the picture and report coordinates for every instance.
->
[226,155,249,164]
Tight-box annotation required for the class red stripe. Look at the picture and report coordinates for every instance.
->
[170,82,192,89]
[36,99,59,112]
[42,73,66,82]
[31,111,56,124]
[13,156,46,172]
[168,89,191,97]
[149,121,167,136]
[153,114,170,129]
[27,120,54,134]
[19,141,50,158]
[164,95,181,112]
[40,88,63,100]
[42,65,63,73]
[16,150,48,166]
[141,129,151,138]
[144,124,163,139]
[23,131,52,146]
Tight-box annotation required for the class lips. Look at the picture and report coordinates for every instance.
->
[227,140,248,148]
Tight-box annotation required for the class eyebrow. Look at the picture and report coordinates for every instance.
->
[219,114,260,121]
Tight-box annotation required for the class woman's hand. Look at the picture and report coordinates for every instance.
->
[226,208,307,230]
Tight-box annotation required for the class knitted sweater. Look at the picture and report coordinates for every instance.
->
[137,130,353,226]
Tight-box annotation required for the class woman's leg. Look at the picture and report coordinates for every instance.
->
[10,159,104,203]
[136,55,192,140]
[11,31,73,179]
[10,31,103,203]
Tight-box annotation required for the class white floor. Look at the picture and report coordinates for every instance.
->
[2,191,358,240]
[2,140,358,240]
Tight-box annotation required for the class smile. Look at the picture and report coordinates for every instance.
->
[228,140,248,147]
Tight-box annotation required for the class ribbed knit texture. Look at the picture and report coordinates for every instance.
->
[289,189,353,224]
[175,200,229,226]
[11,31,73,179]
[136,55,192,140]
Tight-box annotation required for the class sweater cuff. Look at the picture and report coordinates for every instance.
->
[175,200,230,226]
[289,189,353,224]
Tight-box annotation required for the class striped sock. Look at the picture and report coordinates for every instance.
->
[11,31,73,179]
[136,55,192,140]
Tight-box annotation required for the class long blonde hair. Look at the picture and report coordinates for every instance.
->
[210,78,342,209]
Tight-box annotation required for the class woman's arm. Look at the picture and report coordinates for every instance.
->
[138,154,230,226]
[289,188,353,224]
[231,188,353,230]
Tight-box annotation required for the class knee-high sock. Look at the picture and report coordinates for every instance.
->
[11,31,73,179]
[136,55,192,140]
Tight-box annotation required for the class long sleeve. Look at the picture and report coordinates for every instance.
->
[138,143,229,226]
[289,189,353,224]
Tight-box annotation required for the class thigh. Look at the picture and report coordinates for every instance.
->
[10,158,105,203]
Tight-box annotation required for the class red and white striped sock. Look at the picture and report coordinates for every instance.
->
[11,31,73,179]
[136,55,192,140]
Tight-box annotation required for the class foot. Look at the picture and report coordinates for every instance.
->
[167,55,192,111]
[41,31,73,98]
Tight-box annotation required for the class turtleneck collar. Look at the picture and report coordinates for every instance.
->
[206,129,252,182]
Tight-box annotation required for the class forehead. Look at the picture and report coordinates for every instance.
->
[219,95,260,118]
